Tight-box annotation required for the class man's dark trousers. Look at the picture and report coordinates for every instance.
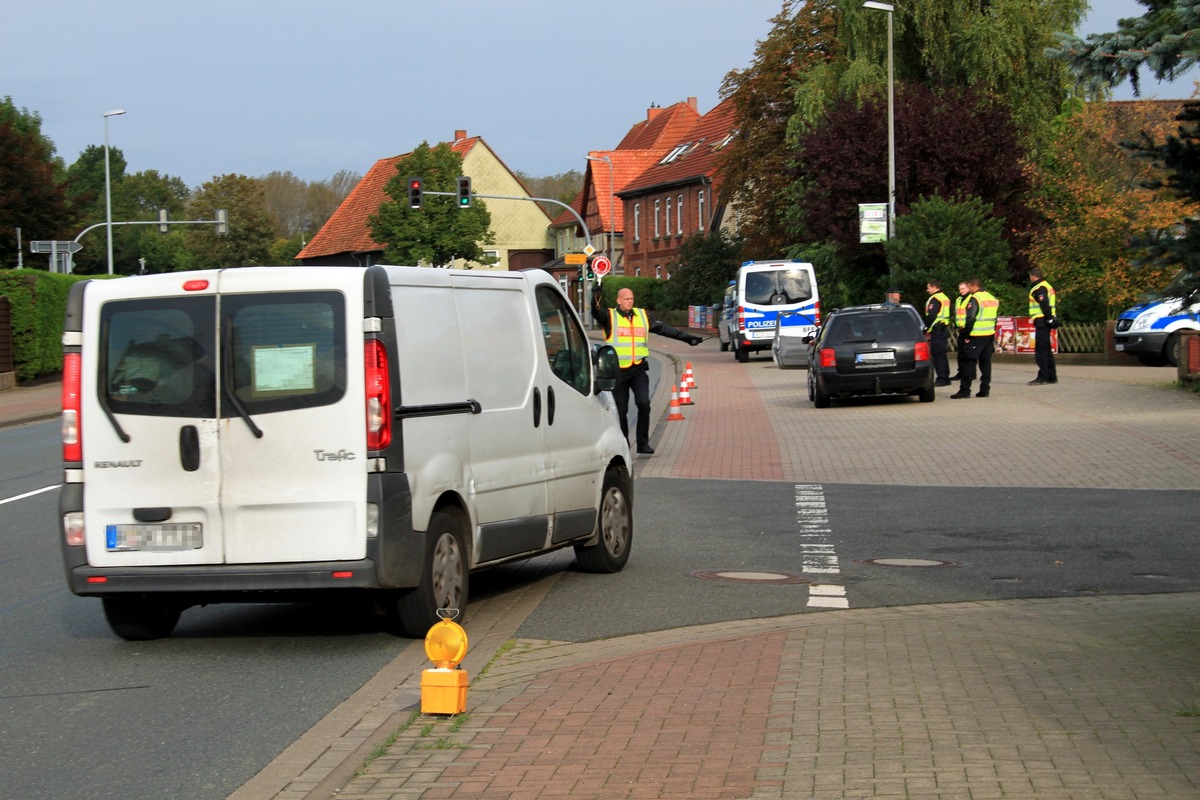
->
[930,325,950,382]
[1034,320,1057,381]
[613,360,651,449]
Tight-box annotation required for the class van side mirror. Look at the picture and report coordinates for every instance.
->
[593,344,619,392]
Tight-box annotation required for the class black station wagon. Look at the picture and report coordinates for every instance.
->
[806,304,935,408]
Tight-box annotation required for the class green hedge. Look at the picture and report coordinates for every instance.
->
[0,270,96,381]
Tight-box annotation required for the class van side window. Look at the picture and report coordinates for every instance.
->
[223,292,346,415]
[101,297,216,418]
[535,286,592,396]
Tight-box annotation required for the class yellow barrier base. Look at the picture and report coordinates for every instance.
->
[421,668,468,715]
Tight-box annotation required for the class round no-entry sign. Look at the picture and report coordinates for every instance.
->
[591,255,612,277]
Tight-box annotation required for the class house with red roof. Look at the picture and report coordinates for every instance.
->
[618,97,739,279]
[297,131,553,269]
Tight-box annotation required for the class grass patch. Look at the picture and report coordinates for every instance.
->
[1174,703,1200,718]
[356,709,421,776]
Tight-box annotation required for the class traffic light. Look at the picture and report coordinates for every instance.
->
[586,259,595,280]
[407,177,423,209]
[456,176,472,208]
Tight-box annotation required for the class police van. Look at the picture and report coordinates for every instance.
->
[1114,295,1200,366]
[720,260,820,364]
[59,266,633,640]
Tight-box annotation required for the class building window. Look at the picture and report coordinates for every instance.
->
[665,197,673,236]
[634,203,641,242]
[698,190,705,232]
[677,194,684,235]
[654,200,660,239]
[655,265,662,280]
[635,266,642,277]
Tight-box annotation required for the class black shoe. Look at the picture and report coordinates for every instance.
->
[948,374,961,381]
[636,444,655,455]
[950,390,971,399]
[935,379,952,387]
[975,390,989,397]
[1028,378,1049,386]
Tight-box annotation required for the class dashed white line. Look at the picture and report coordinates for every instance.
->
[0,484,58,507]
[795,484,849,609]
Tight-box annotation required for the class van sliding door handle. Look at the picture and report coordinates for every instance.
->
[179,425,201,472]
[547,386,556,425]
[532,387,541,427]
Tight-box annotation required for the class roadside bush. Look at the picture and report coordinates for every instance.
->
[0,269,95,380]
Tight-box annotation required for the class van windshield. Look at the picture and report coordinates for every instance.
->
[744,269,813,306]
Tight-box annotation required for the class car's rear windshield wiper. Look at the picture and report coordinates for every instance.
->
[221,316,263,439]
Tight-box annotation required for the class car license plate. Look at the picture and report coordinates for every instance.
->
[855,351,895,367]
[106,523,203,552]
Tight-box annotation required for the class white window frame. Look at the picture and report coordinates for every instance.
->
[698,190,705,232]
[654,200,660,239]
[655,265,662,280]
[677,194,684,235]
[665,197,673,236]
[634,203,641,242]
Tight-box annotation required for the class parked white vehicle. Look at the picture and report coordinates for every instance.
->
[59,266,633,640]
[721,260,820,364]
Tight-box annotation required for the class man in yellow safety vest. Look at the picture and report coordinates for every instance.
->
[595,287,701,455]
[951,278,999,399]
[1027,267,1058,385]
[924,279,952,386]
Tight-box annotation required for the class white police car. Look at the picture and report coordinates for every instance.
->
[1113,296,1200,366]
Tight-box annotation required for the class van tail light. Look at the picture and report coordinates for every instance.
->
[364,339,392,451]
[819,348,837,368]
[62,352,82,463]
[914,340,931,362]
[813,301,821,326]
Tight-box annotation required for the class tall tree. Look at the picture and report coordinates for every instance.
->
[368,142,494,267]
[0,97,74,269]
[1049,0,1200,97]
[719,0,841,258]
[1051,2,1200,300]
[184,174,274,271]
[663,229,744,308]
[1026,100,1195,319]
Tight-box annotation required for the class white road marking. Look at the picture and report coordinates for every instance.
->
[796,484,850,609]
[0,484,58,507]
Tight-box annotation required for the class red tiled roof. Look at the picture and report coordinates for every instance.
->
[584,150,663,234]
[619,97,738,194]
[297,137,479,259]
[616,99,702,151]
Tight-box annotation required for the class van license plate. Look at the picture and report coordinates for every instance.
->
[106,523,203,552]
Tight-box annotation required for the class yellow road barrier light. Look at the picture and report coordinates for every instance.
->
[421,609,468,715]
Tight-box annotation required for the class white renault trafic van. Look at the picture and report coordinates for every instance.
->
[59,266,633,640]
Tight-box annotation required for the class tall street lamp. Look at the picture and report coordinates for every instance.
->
[863,1,895,240]
[103,108,126,275]
[585,154,615,265]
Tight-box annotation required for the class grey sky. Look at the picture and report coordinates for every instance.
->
[1,0,1192,190]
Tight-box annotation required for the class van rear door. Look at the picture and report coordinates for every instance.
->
[81,273,223,568]
[80,268,365,569]
[213,269,365,564]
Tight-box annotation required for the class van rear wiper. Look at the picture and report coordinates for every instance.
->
[221,316,263,439]
[97,319,131,443]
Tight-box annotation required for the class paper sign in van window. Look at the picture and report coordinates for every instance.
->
[252,343,316,396]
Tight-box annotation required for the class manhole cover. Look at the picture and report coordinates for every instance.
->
[855,558,963,568]
[692,570,810,585]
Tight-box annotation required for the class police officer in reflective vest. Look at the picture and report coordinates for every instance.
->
[949,280,970,382]
[924,280,952,386]
[1027,267,1058,385]
[951,278,999,399]
[595,287,701,455]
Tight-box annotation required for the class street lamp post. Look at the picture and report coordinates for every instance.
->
[103,109,126,275]
[863,2,895,240]
[585,154,614,265]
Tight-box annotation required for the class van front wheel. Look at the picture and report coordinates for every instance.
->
[394,510,469,638]
[102,595,181,641]
[575,467,633,573]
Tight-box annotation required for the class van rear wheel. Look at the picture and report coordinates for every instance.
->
[394,510,469,638]
[575,467,632,573]
[102,595,181,641]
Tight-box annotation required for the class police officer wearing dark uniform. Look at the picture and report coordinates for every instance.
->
[951,278,999,399]
[1027,267,1058,385]
[924,280,952,386]
[594,287,701,455]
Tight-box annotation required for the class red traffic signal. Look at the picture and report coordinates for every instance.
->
[407,177,423,209]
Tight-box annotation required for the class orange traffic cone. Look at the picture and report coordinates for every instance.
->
[667,385,686,420]
[678,377,694,406]
[683,362,696,389]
